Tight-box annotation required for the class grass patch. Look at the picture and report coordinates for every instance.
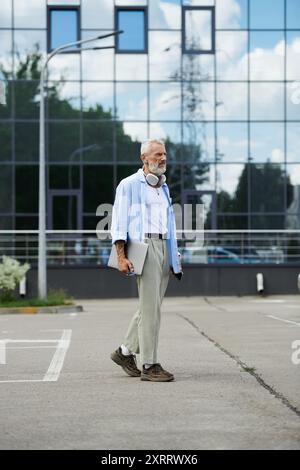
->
[0,288,74,308]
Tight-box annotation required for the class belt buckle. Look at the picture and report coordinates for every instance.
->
[145,233,166,239]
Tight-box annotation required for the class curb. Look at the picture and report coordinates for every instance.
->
[0,305,84,314]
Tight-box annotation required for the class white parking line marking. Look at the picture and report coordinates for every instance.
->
[69,313,77,317]
[267,315,300,327]
[0,339,59,366]
[0,340,8,364]
[0,329,72,383]
[6,346,57,350]
[252,299,285,303]
[0,380,44,383]
[43,329,72,382]
[3,339,59,343]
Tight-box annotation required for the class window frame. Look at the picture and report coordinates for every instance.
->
[47,5,81,54]
[182,6,215,55]
[115,6,148,54]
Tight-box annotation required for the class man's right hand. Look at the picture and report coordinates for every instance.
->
[118,257,134,274]
[115,240,134,274]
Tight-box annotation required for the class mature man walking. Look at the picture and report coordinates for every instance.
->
[110,139,183,382]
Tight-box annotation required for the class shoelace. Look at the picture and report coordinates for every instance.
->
[127,354,138,368]
[149,363,162,373]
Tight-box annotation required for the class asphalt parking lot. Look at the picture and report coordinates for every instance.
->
[0,295,299,450]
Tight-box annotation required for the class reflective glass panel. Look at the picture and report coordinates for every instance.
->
[217,123,248,162]
[250,163,285,212]
[82,122,114,162]
[149,31,181,81]
[216,31,248,80]
[0,31,13,76]
[250,123,284,163]
[82,82,114,118]
[184,7,214,52]
[117,165,140,185]
[250,0,284,29]
[149,0,181,29]
[0,123,12,162]
[150,83,181,121]
[216,0,247,29]
[15,217,38,230]
[216,163,248,212]
[182,53,214,81]
[218,215,248,230]
[15,123,39,162]
[287,124,300,163]
[287,0,300,28]
[14,30,46,76]
[48,122,81,162]
[116,82,147,120]
[0,217,13,230]
[286,164,300,187]
[250,83,284,120]
[47,53,80,80]
[15,165,38,213]
[149,122,181,151]
[286,32,300,81]
[0,80,12,118]
[250,32,284,81]
[81,0,113,29]
[287,82,300,120]
[49,166,80,190]
[116,123,147,162]
[14,0,46,28]
[47,81,80,119]
[183,82,215,121]
[116,54,147,80]
[251,215,285,229]
[183,122,215,162]
[0,0,12,27]
[0,165,12,212]
[81,31,114,80]
[217,82,248,120]
[15,81,39,119]
[83,165,114,211]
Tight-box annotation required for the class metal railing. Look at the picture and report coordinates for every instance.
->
[0,230,299,266]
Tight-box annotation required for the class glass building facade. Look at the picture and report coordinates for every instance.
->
[0,0,300,233]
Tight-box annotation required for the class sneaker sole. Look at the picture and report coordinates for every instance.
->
[110,352,141,377]
[140,374,174,382]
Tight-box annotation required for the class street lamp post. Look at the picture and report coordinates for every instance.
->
[38,31,122,299]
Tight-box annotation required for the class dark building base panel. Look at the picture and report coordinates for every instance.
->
[23,265,300,299]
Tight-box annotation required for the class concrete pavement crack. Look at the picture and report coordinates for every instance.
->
[176,312,300,420]
[203,297,228,312]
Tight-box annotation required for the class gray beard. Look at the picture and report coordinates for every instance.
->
[148,162,166,176]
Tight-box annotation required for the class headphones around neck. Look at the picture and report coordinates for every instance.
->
[143,171,166,187]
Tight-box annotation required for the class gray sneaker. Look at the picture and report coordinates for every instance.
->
[111,347,141,377]
[141,363,174,382]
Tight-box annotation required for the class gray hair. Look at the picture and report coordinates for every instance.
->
[140,139,165,156]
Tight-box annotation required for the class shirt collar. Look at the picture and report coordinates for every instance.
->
[137,168,146,183]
